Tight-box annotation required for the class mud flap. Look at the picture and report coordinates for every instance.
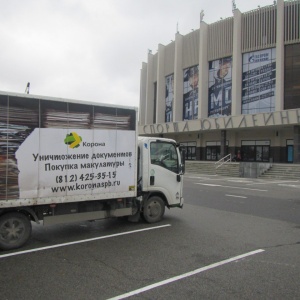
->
[128,211,141,222]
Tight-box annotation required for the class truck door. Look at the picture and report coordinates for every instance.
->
[148,140,183,207]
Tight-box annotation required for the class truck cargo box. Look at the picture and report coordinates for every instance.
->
[0,91,137,208]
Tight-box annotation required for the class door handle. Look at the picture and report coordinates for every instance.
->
[150,176,155,185]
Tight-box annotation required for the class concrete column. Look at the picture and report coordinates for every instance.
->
[275,0,284,111]
[232,9,242,116]
[139,62,147,125]
[221,130,227,158]
[145,52,154,124]
[198,21,208,119]
[156,44,165,124]
[173,32,183,122]
[294,125,300,164]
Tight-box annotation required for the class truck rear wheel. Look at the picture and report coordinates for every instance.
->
[143,196,165,223]
[0,212,32,250]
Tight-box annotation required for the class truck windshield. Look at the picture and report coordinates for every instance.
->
[150,142,179,173]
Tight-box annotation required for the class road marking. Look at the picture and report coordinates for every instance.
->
[0,224,171,259]
[186,176,217,179]
[226,194,247,198]
[186,174,217,177]
[195,183,267,192]
[246,180,299,186]
[278,183,300,188]
[108,249,265,300]
[196,183,220,187]
[228,179,254,184]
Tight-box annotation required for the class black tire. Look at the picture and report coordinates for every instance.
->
[143,196,165,223]
[0,212,32,250]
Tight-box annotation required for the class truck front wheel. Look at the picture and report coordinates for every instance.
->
[143,196,165,223]
[0,212,32,250]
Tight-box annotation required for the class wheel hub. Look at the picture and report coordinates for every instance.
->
[1,220,24,242]
[148,202,160,216]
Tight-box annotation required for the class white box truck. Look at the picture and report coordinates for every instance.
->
[0,91,185,250]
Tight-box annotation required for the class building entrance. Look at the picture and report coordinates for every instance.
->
[241,141,270,162]
[206,146,220,161]
[287,145,294,163]
[286,140,293,163]
[206,141,228,161]
[181,142,196,160]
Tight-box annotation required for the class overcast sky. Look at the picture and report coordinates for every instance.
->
[0,0,274,108]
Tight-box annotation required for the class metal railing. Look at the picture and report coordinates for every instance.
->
[215,153,232,169]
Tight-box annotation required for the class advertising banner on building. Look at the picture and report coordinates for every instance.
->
[208,57,232,117]
[165,74,174,122]
[242,48,276,114]
[183,65,198,120]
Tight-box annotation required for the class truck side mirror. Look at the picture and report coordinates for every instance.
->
[179,145,186,175]
[180,163,185,175]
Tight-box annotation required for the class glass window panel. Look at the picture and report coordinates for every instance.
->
[150,142,178,173]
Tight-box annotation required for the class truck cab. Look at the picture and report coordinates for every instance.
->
[137,137,185,222]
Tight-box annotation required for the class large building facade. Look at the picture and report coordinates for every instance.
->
[139,0,300,164]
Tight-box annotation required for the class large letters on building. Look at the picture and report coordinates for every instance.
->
[141,109,300,134]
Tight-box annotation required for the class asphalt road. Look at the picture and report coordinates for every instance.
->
[0,174,299,300]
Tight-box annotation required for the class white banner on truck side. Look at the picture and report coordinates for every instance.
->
[16,128,136,199]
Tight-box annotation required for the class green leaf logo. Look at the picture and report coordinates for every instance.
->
[64,132,82,148]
